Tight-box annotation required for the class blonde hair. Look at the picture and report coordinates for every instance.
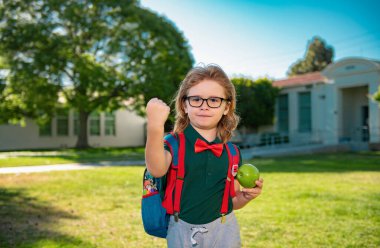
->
[173,64,240,143]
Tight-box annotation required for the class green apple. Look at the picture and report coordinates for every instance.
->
[237,163,260,188]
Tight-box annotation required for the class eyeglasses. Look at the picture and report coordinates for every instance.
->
[184,96,230,108]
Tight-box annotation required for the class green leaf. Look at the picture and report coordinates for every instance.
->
[288,36,334,76]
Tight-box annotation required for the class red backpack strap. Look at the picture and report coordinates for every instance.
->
[162,170,176,214]
[161,133,179,214]
[173,132,185,221]
[220,142,240,222]
[229,144,240,198]
[160,132,186,221]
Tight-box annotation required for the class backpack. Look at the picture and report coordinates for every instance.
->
[141,132,240,238]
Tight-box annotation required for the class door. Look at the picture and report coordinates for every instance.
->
[361,106,369,142]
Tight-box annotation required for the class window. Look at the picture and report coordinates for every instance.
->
[89,112,101,136]
[56,111,69,136]
[278,94,289,133]
[105,112,116,136]
[39,120,52,136]
[298,92,311,132]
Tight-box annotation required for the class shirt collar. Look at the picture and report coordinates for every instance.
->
[184,124,222,145]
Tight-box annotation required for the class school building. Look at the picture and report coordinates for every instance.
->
[0,109,146,151]
[239,57,380,157]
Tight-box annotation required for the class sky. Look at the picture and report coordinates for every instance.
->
[140,0,380,79]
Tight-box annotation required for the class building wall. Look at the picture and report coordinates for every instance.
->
[0,109,146,151]
[312,82,327,143]
[368,80,380,143]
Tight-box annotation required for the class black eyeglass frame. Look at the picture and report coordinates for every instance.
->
[184,96,231,108]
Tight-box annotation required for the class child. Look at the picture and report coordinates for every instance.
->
[145,64,264,247]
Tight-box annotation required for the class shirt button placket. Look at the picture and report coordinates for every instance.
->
[207,152,212,176]
[206,151,213,184]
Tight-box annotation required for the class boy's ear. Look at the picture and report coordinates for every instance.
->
[184,104,188,114]
[223,102,230,115]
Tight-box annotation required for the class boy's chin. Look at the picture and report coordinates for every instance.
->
[192,122,218,131]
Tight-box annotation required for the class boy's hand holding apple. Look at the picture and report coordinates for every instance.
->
[240,178,263,200]
[237,164,264,200]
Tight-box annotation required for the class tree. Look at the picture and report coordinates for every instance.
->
[1,54,61,126]
[374,87,380,103]
[288,36,334,76]
[0,0,193,148]
[232,77,279,130]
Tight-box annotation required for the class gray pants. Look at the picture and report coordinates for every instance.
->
[166,212,241,248]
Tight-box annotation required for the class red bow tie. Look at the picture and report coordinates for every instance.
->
[194,139,224,157]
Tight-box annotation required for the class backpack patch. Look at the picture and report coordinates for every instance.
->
[231,164,239,177]
[143,173,158,197]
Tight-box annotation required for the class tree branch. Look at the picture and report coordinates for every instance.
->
[90,85,125,109]
[62,68,75,83]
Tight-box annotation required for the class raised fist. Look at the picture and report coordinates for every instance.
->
[146,98,170,128]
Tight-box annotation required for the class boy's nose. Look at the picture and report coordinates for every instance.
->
[200,100,209,109]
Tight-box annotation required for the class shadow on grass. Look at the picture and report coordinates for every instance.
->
[247,152,380,173]
[0,188,95,248]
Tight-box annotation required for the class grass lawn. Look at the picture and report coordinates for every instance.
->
[0,147,144,168]
[0,152,379,247]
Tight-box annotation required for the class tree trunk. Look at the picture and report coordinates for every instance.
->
[76,110,90,149]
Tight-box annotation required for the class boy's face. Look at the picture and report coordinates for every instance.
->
[184,79,230,132]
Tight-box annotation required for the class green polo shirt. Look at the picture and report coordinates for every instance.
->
[164,124,242,224]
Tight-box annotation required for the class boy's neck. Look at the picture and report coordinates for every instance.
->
[191,124,218,143]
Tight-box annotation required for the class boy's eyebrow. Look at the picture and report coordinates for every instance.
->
[187,95,225,98]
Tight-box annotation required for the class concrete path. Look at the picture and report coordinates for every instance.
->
[0,160,145,174]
